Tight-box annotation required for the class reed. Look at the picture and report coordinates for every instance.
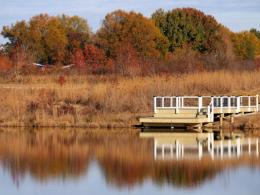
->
[1,70,260,127]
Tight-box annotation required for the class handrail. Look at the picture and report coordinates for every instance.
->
[153,95,258,121]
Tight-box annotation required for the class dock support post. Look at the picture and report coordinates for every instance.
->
[228,140,231,157]
[248,138,251,156]
[220,113,224,126]
[198,142,203,160]
[256,139,259,158]
[237,138,241,157]
[181,145,184,158]
[256,95,259,112]
[162,144,165,160]
[230,114,234,123]
[210,133,214,159]
[207,133,211,151]
[176,140,179,159]
[179,144,182,159]
[154,140,157,160]
[170,144,173,158]
[220,141,223,159]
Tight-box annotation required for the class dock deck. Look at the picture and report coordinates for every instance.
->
[139,95,259,128]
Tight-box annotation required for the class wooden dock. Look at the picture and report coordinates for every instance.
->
[139,95,259,129]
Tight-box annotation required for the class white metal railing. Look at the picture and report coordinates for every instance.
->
[153,95,259,122]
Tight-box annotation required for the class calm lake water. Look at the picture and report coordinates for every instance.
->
[0,129,259,195]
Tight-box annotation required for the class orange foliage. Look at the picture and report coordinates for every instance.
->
[73,49,86,70]
[115,42,141,76]
[84,44,108,74]
[0,55,13,72]
[165,45,204,73]
[255,56,260,69]
[96,10,168,59]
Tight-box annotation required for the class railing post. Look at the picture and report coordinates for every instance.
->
[256,95,259,111]
[176,97,179,113]
[170,97,173,108]
[220,97,223,113]
[198,96,202,112]
[228,97,231,108]
[162,97,164,108]
[207,105,210,121]
[248,96,251,107]
[236,97,240,113]
[154,97,157,114]
[210,97,214,122]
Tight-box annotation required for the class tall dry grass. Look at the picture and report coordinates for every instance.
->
[0,70,260,127]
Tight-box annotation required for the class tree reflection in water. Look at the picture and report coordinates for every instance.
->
[0,129,259,189]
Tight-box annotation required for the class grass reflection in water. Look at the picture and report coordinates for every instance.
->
[0,128,259,189]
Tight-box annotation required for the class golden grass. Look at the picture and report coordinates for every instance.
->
[0,70,260,127]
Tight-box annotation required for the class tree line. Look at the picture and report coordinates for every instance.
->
[1,8,260,75]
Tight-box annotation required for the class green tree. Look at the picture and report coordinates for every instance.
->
[1,20,30,53]
[152,8,222,53]
[250,28,260,40]
[59,15,91,63]
[96,10,169,59]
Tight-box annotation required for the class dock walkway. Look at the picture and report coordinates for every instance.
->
[139,95,259,128]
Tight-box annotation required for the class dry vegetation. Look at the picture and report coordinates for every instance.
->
[0,70,260,128]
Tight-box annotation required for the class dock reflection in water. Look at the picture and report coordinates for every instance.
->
[0,129,260,195]
[140,132,259,160]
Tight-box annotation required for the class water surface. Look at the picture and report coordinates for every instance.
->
[0,129,259,195]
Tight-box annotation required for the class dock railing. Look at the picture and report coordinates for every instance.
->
[153,95,259,122]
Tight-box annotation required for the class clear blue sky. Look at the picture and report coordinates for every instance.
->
[1,0,260,43]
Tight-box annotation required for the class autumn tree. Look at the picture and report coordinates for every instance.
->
[0,55,13,73]
[202,26,236,70]
[115,42,141,76]
[72,49,86,70]
[231,31,260,60]
[43,17,68,64]
[152,8,222,53]
[165,45,204,73]
[59,15,91,64]
[1,14,91,65]
[96,10,169,59]
[84,44,108,74]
